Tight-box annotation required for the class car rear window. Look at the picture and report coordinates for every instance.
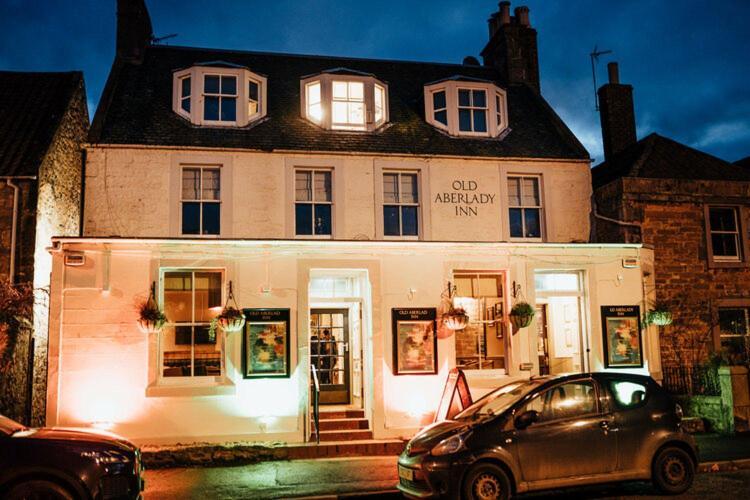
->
[608,380,649,409]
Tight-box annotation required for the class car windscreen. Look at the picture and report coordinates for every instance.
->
[0,414,26,436]
[454,380,542,420]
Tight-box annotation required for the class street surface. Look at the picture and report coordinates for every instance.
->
[144,456,750,499]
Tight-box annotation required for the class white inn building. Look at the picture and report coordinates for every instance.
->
[45,1,660,444]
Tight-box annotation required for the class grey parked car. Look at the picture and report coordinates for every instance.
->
[398,372,697,499]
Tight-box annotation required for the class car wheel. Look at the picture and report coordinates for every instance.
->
[462,463,511,500]
[652,446,695,495]
[4,479,75,500]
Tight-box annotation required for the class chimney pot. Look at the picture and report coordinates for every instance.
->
[515,6,530,26]
[499,1,511,25]
[607,62,620,84]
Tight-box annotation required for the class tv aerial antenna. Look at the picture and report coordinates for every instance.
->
[590,45,612,111]
[152,33,178,45]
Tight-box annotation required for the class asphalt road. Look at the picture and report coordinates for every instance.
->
[144,457,750,499]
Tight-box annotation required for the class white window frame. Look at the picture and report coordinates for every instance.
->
[457,87,489,136]
[178,75,191,117]
[202,73,238,125]
[424,80,508,138]
[294,168,334,239]
[507,175,544,241]
[706,205,744,263]
[300,72,389,132]
[180,166,222,237]
[431,89,449,130]
[158,268,226,386]
[382,170,420,240]
[172,66,267,127]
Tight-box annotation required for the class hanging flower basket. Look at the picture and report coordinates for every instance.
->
[646,310,673,326]
[218,307,246,333]
[509,302,535,331]
[443,307,469,331]
[137,282,167,334]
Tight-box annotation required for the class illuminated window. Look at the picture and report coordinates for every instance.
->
[301,70,388,132]
[162,270,223,378]
[181,167,220,236]
[495,93,503,127]
[718,308,749,365]
[458,88,487,133]
[508,176,542,239]
[424,79,507,137]
[383,172,419,237]
[173,64,266,127]
[295,169,332,236]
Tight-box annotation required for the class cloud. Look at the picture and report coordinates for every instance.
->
[693,121,750,149]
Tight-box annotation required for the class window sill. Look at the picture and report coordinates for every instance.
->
[146,378,236,398]
[707,259,749,269]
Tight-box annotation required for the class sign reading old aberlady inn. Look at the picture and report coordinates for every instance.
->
[434,179,497,217]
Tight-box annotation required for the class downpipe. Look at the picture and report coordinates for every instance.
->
[5,178,20,281]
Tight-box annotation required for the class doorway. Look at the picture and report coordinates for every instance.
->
[310,309,350,404]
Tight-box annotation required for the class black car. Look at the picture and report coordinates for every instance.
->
[0,414,144,500]
[398,372,697,499]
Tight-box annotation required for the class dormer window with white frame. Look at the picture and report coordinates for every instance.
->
[301,69,389,132]
[424,78,508,138]
[173,63,267,127]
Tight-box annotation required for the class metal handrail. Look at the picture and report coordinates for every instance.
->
[311,364,320,444]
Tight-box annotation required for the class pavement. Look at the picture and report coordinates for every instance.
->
[143,433,750,499]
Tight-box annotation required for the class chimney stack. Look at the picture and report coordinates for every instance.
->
[598,62,637,162]
[481,2,540,93]
[116,0,154,63]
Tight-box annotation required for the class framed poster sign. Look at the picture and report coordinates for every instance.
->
[392,308,437,375]
[243,308,291,378]
[601,305,643,368]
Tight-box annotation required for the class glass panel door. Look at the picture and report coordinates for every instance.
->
[310,309,350,404]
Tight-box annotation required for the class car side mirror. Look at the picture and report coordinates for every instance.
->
[514,410,539,430]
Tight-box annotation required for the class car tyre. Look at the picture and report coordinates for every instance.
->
[652,446,695,495]
[462,462,511,500]
[4,479,75,500]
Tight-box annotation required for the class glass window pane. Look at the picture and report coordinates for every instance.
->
[164,272,192,323]
[221,75,237,95]
[204,96,219,121]
[433,90,446,110]
[202,203,220,235]
[332,81,348,99]
[712,233,738,257]
[609,381,648,409]
[308,103,322,122]
[477,276,501,297]
[524,208,541,238]
[375,85,385,122]
[509,208,523,238]
[472,90,486,107]
[522,178,540,206]
[401,174,418,203]
[204,75,219,94]
[402,206,418,236]
[181,97,191,113]
[383,206,400,236]
[435,110,447,126]
[194,272,222,322]
[332,101,347,123]
[248,99,258,116]
[182,168,200,200]
[296,171,312,201]
[348,102,365,124]
[181,77,191,97]
[719,309,749,336]
[459,109,472,131]
[248,81,259,101]
[507,178,521,206]
[534,273,580,293]
[194,342,221,376]
[314,171,332,202]
[349,81,364,100]
[307,82,321,104]
[314,204,332,235]
[454,277,473,297]
[458,89,471,107]
[473,110,487,132]
[710,208,737,232]
[383,173,399,203]
[163,327,192,377]
[296,203,313,235]
[202,169,220,201]
[182,202,200,235]
[496,94,502,125]
[220,97,236,121]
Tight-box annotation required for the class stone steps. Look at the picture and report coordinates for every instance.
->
[318,429,374,441]
[318,418,370,431]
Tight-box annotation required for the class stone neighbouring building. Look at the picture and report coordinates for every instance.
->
[592,63,750,431]
[0,71,89,425]
[45,1,658,445]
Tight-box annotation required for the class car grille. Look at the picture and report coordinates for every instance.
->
[100,475,133,499]
[400,477,430,492]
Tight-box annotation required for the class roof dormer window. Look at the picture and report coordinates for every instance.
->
[301,69,388,132]
[173,63,267,127]
[424,77,508,138]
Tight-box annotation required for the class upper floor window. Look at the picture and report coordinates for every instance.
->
[173,63,267,127]
[295,169,332,236]
[383,172,419,237]
[508,176,542,239]
[301,69,388,132]
[424,78,508,138]
[717,307,749,365]
[706,206,745,264]
[182,166,220,236]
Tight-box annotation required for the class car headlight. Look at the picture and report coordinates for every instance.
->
[80,449,131,464]
[431,433,468,456]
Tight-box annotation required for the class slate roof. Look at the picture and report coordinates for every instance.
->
[0,71,83,177]
[735,156,750,169]
[90,45,589,160]
[591,133,750,188]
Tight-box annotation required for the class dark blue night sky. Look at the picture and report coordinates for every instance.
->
[1,0,748,163]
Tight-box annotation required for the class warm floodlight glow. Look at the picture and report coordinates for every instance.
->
[306,81,322,122]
